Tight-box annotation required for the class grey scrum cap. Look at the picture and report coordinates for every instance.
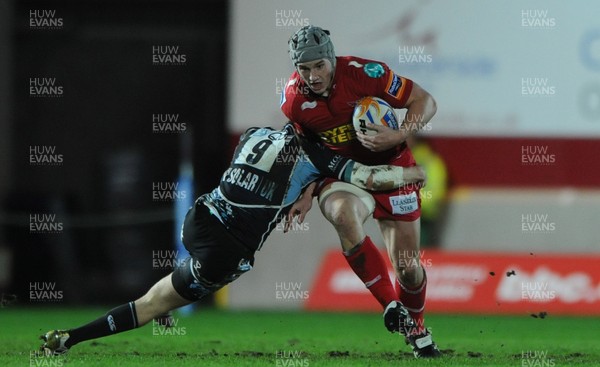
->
[288,25,336,67]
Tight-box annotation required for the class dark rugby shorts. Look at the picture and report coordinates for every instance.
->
[171,201,255,301]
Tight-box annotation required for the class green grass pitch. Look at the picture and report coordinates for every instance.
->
[0,307,599,366]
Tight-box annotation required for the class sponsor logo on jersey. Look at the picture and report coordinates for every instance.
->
[389,191,418,215]
[317,123,356,145]
[364,62,385,78]
[222,167,278,201]
[327,154,344,172]
[386,72,407,99]
[301,101,317,110]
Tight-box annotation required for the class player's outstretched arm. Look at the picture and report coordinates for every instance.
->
[284,182,316,233]
[296,133,425,191]
[344,162,425,191]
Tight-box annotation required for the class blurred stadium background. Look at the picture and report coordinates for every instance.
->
[1,0,600,337]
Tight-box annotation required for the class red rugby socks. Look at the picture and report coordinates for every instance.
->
[343,236,396,308]
[396,271,427,335]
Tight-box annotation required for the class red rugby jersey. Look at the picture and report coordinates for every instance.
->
[281,56,413,165]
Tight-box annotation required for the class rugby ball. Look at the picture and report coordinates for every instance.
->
[352,96,399,136]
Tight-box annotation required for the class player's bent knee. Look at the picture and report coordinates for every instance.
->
[319,182,375,215]
[318,182,374,227]
[171,257,219,302]
[171,256,253,302]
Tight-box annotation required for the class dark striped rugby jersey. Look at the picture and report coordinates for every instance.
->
[199,123,352,251]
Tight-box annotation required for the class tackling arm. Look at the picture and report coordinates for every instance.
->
[343,162,425,191]
[296,132,425,191]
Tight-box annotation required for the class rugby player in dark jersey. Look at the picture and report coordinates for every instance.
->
[39,123,424,355]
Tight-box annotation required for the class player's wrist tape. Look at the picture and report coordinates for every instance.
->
[348,162,404,191]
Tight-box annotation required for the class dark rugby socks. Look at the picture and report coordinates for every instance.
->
[343,236,397,308]
[65,301,139,347]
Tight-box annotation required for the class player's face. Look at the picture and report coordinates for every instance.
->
[296,59,334,95]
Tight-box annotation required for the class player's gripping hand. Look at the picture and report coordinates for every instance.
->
[356,123,408,152]
[284,182,316,233]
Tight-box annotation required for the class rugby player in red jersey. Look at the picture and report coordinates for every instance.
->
[281,25,440,358]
